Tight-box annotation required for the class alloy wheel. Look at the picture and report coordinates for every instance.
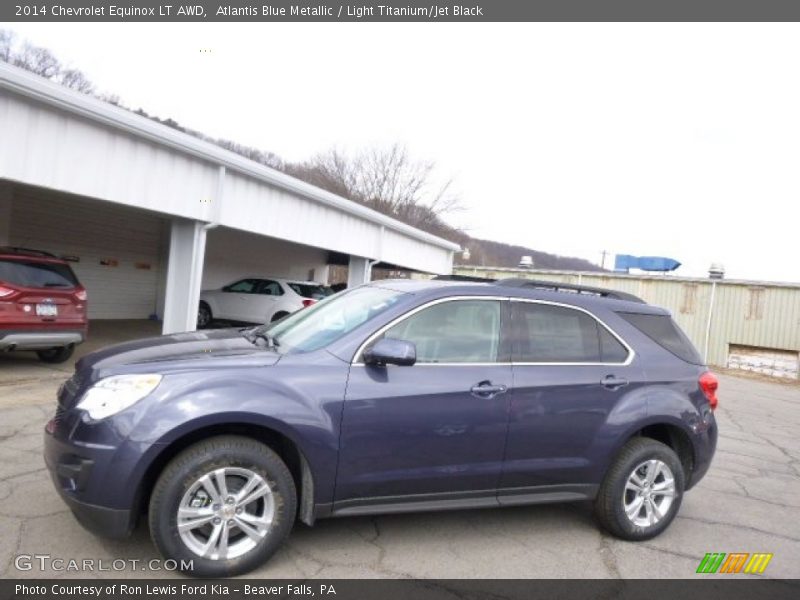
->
[622,459,676,528]
[177,467,274,560]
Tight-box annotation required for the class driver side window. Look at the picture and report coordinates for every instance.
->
[384,299,501,363]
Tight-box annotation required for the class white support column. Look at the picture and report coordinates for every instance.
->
[347,255,372,288]
[162,219,207,334]
[0,183,12,246]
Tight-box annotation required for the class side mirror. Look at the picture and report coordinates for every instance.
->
[363,338,416,367]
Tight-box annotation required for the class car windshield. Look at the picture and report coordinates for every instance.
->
[287,283,333,299]
[249,286,407,354]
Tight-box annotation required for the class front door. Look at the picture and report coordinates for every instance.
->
[335,298,512,511]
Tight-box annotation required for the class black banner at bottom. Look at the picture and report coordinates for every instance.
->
[3,579,800,600]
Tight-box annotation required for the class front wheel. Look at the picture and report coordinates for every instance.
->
[148,436,297,577]
[594,438,684,541]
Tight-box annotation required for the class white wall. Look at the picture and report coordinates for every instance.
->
[202,227,330,290]
[10,187,165,319]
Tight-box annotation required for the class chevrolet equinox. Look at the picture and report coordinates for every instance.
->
[45,278,718,577]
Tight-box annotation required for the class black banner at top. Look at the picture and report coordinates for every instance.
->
[6,0,800,22]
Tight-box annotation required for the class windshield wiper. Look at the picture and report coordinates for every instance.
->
[242,328,279,350]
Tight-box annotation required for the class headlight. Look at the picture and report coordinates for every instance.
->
[77,374,162,420]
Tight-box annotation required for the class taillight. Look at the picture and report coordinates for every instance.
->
[302,298,316,308]
[699,371,719,411]
[0,285,14,298]
[75,289,87,301]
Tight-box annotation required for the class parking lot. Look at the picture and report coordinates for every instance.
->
[1,326,798,579]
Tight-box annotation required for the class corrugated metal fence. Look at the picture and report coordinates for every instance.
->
[444,267,800,379]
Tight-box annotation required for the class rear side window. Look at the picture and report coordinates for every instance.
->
[0,259,78,288]
[288,283,331,299]
[618,312,703,365]
[258,280,284,296]
[513,303,629,363]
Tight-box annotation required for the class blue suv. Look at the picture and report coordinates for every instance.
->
[44,278,718,577]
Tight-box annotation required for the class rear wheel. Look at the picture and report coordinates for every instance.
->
[197,302,212,329]
[36,346,74,364]
[148,435,296,577]
[594,438,684,541]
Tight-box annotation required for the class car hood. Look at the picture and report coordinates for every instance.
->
[75,328,279,374]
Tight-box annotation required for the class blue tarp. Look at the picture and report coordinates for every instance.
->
[614,255,681,272]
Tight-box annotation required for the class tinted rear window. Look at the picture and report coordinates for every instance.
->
[288,283,332,299]
[0,259,78,288]
[618,312,703,365]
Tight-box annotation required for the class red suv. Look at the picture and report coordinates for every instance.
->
[0,247,87,363]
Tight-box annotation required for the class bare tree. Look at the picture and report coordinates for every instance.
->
[0,29,14,62]
[57,68,94,93]
[288,144,461,233]
[215,140,284,170]
[12,42,60,78]
[101,93,123,106]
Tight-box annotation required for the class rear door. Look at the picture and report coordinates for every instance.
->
[336,297,512,510]
[499,300,643,502]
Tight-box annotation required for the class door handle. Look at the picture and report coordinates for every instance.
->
[470,381,508,398]
[601,375,629,390]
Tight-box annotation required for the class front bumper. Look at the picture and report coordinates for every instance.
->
[0,330,84,350]
[52,483,135,539]
[44,421,136,539]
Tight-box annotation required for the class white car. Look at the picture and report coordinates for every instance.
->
[198,277,332,328]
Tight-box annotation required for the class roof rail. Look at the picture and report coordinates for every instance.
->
[495,278,646,303]
[0,246,58,258]
[432,274,497,283]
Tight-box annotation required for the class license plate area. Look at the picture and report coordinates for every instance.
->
[36,303,58,317]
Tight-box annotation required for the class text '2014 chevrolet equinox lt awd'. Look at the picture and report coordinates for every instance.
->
[45,278,718,577]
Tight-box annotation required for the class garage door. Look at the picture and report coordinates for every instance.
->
[727,344,800,380]
[10,191,165,319]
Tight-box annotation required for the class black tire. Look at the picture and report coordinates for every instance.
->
[270,311,289,323]
[36,346,74,364]
[594,437,685,541]
[197,302,212,329]
[148,435,296,577]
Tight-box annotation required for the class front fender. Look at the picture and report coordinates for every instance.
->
[117,360,348,507]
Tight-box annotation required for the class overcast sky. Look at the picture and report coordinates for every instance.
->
[7,23,799,281]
